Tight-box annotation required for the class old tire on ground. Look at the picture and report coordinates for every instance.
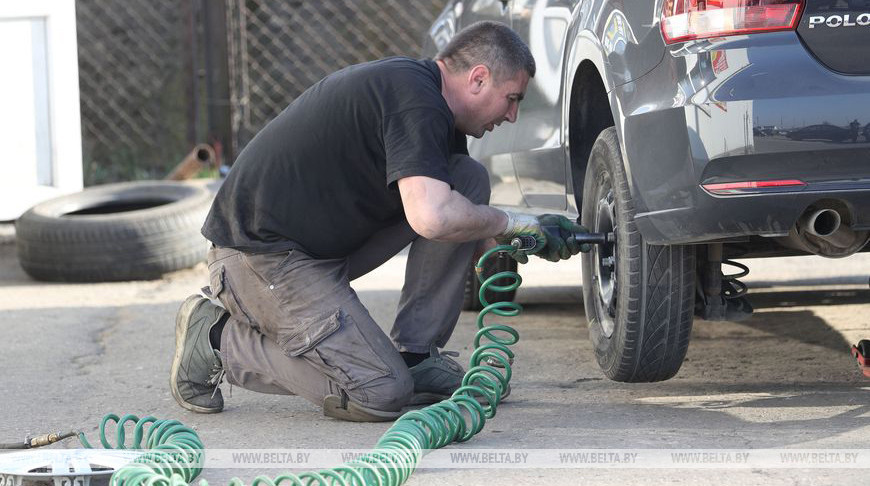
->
[580,127,695,382]
[16,181,212,282]
[462,253,518,311]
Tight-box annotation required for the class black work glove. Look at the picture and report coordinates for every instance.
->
[536,214,592,262]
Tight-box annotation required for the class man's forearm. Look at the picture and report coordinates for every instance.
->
[425,190,508,242]
[398,175,507,242]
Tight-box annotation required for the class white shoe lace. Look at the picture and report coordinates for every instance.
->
[207,352,228,398]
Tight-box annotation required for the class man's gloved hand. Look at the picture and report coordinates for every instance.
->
[536,214,592,262]
[496,211,547,264]
[497,212,592,264]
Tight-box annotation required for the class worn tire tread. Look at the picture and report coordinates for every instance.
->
[15,181,212,282]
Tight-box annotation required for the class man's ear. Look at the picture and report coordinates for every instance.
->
[468,64,491,95]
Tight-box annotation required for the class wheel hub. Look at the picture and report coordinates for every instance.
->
[593,187,617,337]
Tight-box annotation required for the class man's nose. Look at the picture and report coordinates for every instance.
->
[505,104,518,123]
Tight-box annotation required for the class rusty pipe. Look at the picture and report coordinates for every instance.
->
[165,144,217,181]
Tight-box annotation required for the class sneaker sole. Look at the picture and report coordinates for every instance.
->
[170,295,222,414]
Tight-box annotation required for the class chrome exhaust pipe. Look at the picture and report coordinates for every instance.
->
[777,206,869,258]
[798,208,856,249]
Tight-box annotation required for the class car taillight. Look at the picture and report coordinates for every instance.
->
[661,0,804,44]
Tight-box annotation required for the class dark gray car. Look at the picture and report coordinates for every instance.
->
[426,0,870,382]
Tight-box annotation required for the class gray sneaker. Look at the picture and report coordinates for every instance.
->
[408,345,512,406]
[170,295,227,413]
[407,345,465,405]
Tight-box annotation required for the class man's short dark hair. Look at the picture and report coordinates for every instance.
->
[435,21,535,82]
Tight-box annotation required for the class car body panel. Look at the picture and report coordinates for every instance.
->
[509,0,573,210]
[625,30,870,243]
[509,0,667,211]
[797,0,870,75]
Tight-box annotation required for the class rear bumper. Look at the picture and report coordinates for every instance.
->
[616,31,870,245]
[634,180,870,245]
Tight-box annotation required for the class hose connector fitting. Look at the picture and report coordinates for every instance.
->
[26,431,77,448]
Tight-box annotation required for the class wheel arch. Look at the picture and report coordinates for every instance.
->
[565,58,615,214]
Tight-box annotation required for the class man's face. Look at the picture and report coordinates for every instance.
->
[461,68,530,138]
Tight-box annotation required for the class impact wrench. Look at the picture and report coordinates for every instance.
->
[510,227,613,252]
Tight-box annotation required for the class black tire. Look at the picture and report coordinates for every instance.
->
[580,128,695,382]
[462,253,518,311]
[15,181,213,282]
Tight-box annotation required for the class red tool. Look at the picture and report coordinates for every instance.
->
[851,340,870,378]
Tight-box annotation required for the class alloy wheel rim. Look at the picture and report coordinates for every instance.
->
[593,184,617,337]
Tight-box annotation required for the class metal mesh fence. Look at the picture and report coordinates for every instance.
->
[226,0,445,150]
[76,0,446,184]
[76,0,194,185]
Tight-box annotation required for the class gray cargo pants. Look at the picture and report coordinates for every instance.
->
[206,154,490,413]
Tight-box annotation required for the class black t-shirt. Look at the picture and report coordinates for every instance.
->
[202,57,468,258]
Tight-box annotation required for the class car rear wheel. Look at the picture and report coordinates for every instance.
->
[580,127,695,382]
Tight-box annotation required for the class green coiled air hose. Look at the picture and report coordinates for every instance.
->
[93,244,522,486]
[78,413,205,485]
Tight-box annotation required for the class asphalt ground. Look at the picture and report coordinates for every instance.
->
[1,236,869,485]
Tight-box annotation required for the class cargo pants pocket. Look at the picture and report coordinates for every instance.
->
[208,263,257,330]
[279,308,392,391]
